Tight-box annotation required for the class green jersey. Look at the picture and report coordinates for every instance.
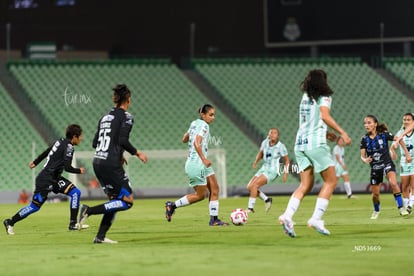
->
[260,138,288,174]
[295,93,332,151]
[396,128,414,164]
[186,118,209,165]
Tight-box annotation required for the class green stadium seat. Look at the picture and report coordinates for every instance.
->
[8,61,257,190]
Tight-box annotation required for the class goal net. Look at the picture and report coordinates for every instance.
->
[71,148,227,198]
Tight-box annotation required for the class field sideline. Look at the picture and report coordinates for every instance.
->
[1,194,412,275]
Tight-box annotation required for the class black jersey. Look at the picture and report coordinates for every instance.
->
[34,138,81,180]
[360,131,394,170]
[92,107,137,166]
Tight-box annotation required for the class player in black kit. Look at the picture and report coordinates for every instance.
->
[360,115,411,219]
[79,84,147,244]
[3,124,86,235]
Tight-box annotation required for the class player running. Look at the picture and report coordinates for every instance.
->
[246,128,289,213]
[332,136,355,198]
[3,124,86,235]
[360,115,410,219]
[78,84,147,244]
[391,113,414,214]
[165,104,229,226]
[278,69,351,237]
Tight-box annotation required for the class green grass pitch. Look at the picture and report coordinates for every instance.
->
[1,194,412,275]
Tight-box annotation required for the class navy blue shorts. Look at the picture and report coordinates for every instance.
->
[370,162,396,185]
[93,163,132,198]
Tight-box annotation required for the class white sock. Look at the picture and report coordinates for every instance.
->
[311,197,329,220]
[175,196,190,208]
[284,195,301,219]
[409,194,414,208]
[248,197,256,209]
[209,200,219,216]
[344,182,352,196]
[258,190,268,201]
[403,197,409,208]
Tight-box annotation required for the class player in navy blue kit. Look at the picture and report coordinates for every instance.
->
[3,124,85,235]
[79,84,147,244]
[360,115,411,219]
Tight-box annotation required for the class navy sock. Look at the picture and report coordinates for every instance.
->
[394,193,403,209]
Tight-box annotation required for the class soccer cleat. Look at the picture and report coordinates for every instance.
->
[407,206,412,214]
[307,218,330,236]
[78,204,89,229]
[370,211,380,219]
[399,207,409,217]
[165,201,175,222]
[69,223,90,231]
[278,215,296,238]
[347,194,357,199]
[265,198,273,212]
[3,219,14,235]
[93,237,118,244]
[209,218,229,226]
[246,208,255,213]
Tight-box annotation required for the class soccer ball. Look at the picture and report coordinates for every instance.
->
[230,208,248,226]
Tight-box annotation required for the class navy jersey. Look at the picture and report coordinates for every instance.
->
[360,132,394,170]
[34,138,81,180]
[92,107,137,166]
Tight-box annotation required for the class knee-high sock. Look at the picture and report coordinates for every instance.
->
[97,212,116,239]
[10,202,40,225]
[68,188,81,223]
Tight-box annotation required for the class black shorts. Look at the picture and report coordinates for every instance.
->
[370,162,396,185]
[35,175,74,194]
[93,163,132,198]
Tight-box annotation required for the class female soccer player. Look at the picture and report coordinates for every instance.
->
[78,84,147,244]
[3,124,85,235]
[246,128,289,213]
[278,69,351,237]
[360,115,410,219]
[391,113,414,214]
[332,136,355,198]
[165,104,229,226]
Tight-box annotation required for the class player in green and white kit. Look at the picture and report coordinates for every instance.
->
[165,104,229,226]
[391,113,414,214]
[333,136,354,198]
[246,128,289,213]
[278,69,351,237]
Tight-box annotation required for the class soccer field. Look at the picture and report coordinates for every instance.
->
[1,194,412,275]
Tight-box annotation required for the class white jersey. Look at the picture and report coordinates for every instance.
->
[186,118,209,165]
[396,129,414,164]
[332,145,345,167]
[260,138,288,174]
[295,93,332,151]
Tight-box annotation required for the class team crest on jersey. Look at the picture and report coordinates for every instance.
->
[67,144,74,157]
[125,112,134,125]
[372,152,381,161]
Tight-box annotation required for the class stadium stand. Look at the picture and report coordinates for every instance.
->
[193,58,414,184]
[7,60,258,192]
[383,57,414,90]
[0,82,47,191]
[4,57,414,197]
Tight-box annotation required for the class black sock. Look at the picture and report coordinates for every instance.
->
[10,213,24,225]
[87,204,107,215]
[97,212,115,239]
[70,208,79,223]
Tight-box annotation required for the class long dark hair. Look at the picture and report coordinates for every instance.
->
[366,114,388,133]
[301,69,333,101]
[112,84,131,107]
